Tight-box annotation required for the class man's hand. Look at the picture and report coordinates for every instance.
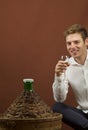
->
[55,60,69,76]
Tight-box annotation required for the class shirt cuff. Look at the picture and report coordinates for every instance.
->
[55,73,65,82]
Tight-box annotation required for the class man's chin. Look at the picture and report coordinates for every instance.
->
[72,54,78,58]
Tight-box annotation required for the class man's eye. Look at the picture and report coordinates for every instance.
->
[67,42,71,45]
[74,41,79,44]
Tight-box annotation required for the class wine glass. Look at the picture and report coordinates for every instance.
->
[60,55,69,62]
[60,55,69,77]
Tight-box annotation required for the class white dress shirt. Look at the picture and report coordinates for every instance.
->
[52,51,88,113]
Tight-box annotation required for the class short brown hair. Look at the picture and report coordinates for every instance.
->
[64,24,88,41]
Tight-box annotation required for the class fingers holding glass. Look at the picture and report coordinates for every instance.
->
[55,55,70,76]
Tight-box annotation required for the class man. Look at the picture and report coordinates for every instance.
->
[52,24,88,130]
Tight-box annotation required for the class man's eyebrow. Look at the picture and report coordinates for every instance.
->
[66,40,80,43]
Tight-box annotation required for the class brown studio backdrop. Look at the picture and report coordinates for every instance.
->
[0,0,88,130]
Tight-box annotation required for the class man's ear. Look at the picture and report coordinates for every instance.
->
[85,38,88,48]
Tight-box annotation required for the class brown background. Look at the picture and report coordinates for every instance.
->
[0,0,88,130]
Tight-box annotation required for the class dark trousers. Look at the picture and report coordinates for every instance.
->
[52,102,88,130]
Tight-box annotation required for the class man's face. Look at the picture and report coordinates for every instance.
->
[66,33,87,59]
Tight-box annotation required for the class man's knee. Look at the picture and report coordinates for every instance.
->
[52,102,65,113]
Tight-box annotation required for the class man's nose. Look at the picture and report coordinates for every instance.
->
[70,42,75,48]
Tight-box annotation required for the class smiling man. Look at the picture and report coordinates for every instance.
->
[52,24,88,130]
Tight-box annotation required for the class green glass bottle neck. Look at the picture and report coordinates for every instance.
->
[23,79,34,92]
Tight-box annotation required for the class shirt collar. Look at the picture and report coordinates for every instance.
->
[69,57,79,65]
